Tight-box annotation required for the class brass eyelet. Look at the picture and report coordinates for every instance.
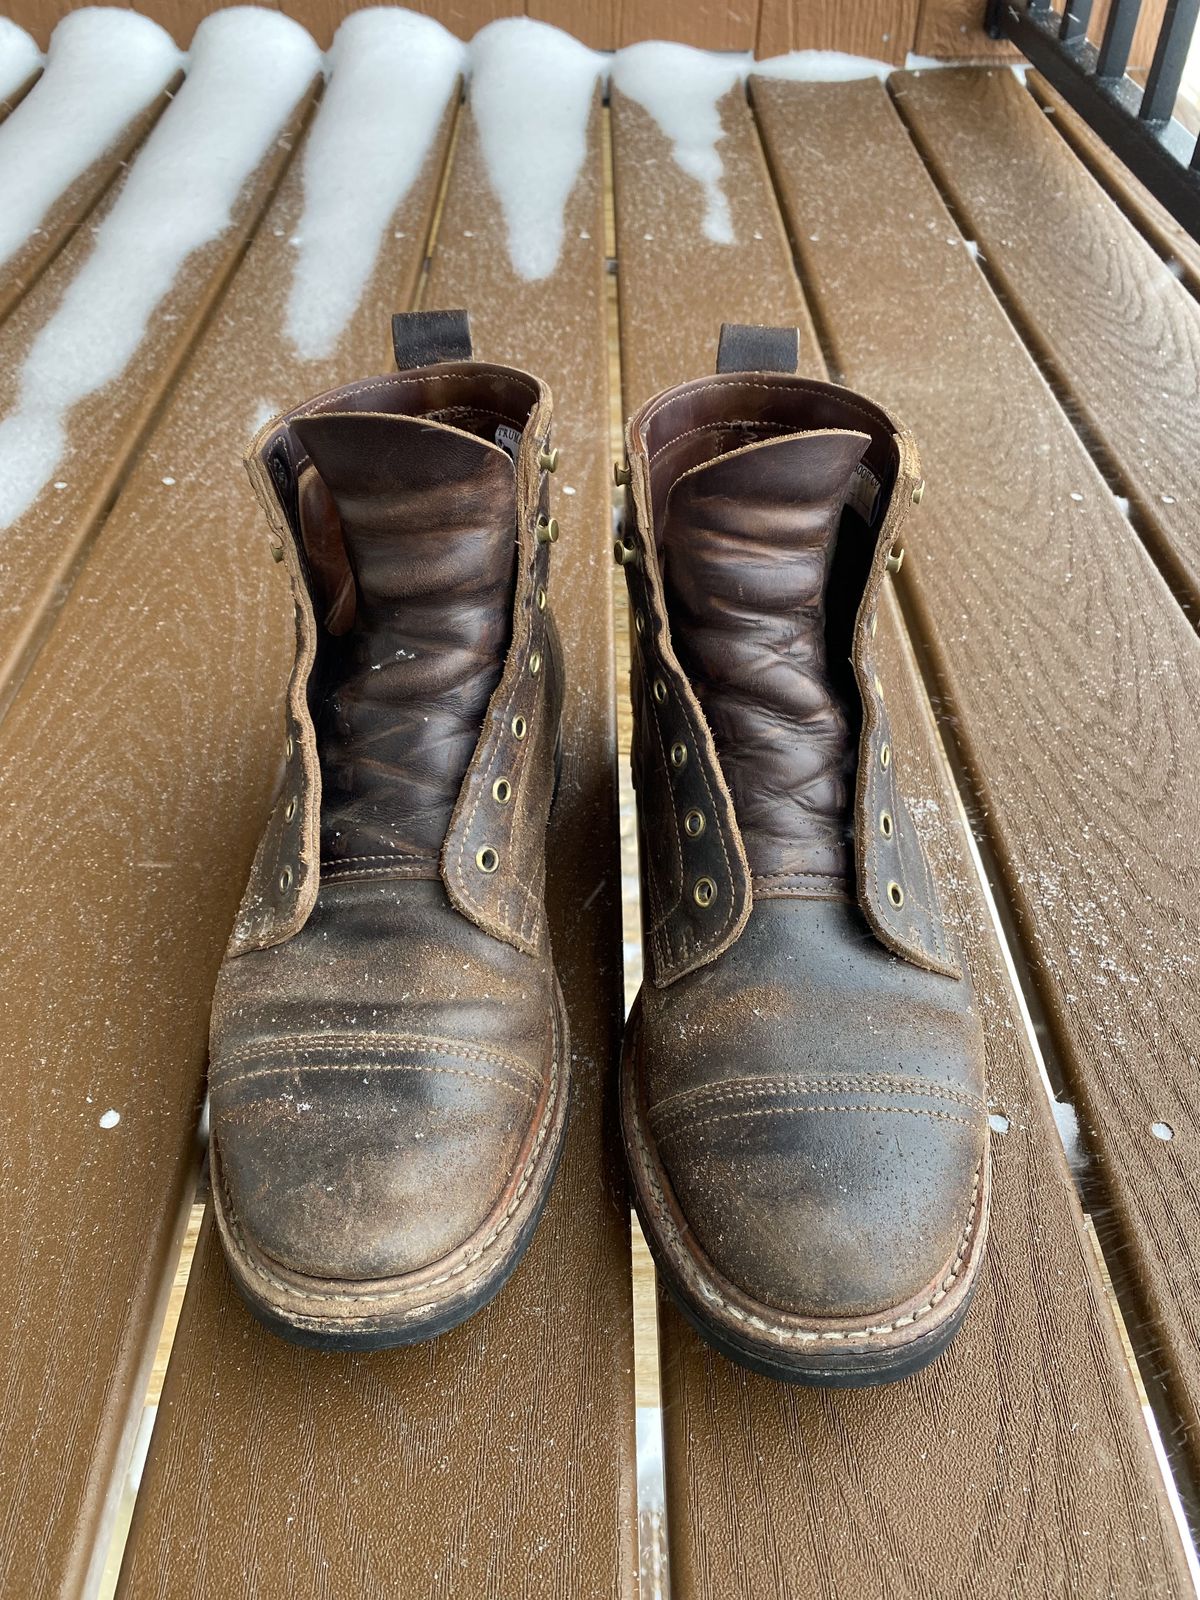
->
[653,678,667,704]
[614,461,631,486]
[536,585,547,611]
[476,846,500,874]
[529,651,542,676]
[912,479,925,506]
[880,810,893,839]
[512,715,528,741]
[684,808,706,838]
[870,611,878,638]
[880,742,891,770]
[670,741,688,769]
[284,795,298,823]
[278,866,293,894]
[285,734,295,760]
[614,537,637,567]
[634,611,646,636]
[538,445,560,473]
[887,880,905,908]
[885,546,905,575]
[536,516,559,545]
[493,777,513,805]
[693,876,717,908]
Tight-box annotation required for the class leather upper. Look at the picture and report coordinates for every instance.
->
[211,347,564,1285]
[621,336,988,1324]
[621,372,959,985]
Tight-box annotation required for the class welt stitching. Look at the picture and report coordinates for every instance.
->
[657,1102,977,1139]
[215,1032,535,1084]
[651,1075,987,1123]
[216,1058,535,1099]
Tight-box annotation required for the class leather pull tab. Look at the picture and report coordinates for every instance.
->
[391,308,472,370]
[716,323,799,374]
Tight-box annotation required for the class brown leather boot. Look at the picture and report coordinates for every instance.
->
[209,312,569,1349]
[616,325,990,1385]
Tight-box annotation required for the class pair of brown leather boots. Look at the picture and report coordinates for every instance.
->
[209,311,989,1387]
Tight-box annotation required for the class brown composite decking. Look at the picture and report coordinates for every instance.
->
[0,28,1197,1600]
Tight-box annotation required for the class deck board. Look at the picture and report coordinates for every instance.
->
[1027,71,1200,300]
[611,75,1192,1600]
[0,75,180,327]
[754,70,1200,1486]
[0,77,453,1600]
[0,77,317,717]
[118,84,639,1600]
[892,65,1200,611]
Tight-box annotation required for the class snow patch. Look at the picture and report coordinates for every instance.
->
[99,1108,121,1129]
[0,10,183,274]
[0,8,320,530]
[754,49,893,82]
[613,43,746,244]
[0,18,41,103]
[469,18,602,280]
[285,10,464,361]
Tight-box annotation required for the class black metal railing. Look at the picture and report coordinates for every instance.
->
[986,0,1200,237]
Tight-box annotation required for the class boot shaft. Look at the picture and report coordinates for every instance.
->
[230,335,563,960]
[619,331,958,986]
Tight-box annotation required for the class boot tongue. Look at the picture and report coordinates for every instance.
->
[290,409,518,864]
[661,427,870,880]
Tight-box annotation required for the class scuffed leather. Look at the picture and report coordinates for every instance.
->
[621,357,987,1327]
[213,358,564,1288]
[638,898,985,1316]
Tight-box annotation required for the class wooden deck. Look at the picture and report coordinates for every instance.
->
[1,20,1199,1599]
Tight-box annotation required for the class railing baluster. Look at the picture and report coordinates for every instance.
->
[1139,0,1200,124]
[1096,0,1145,79]
[1060,0,1095,43]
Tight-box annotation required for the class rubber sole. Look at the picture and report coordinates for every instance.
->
[212,982,571,1353]
[620,996,991,1388]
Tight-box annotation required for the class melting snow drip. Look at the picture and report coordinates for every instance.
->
[285,11,465,361]
[613,47,931,249]
[469,18,602,281]
[0,17,41,103]
[0,10,183,274]
[613,44,746,245]
[0,7,321,531]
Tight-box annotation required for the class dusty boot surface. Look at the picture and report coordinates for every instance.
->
[617,325,990,1385]
[209,312,569,1349]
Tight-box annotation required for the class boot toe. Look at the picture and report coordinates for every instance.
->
[213,1051,535,1283]
[654,1090,983,1321]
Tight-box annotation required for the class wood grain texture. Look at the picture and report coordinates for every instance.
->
[0,88,454,1600]
[118,87,639,1600]
[525,0,616,48]
[1028,70,1200,300]
[913,0,1017,59]
[618,0,756,50]
[756,0,919,63]
[0,83,317,716]
[4,0,977,53]
[755,69,1200,1482]
[0,77,178,327]
[893,67,1200,610]
[612,74,1191,1600]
